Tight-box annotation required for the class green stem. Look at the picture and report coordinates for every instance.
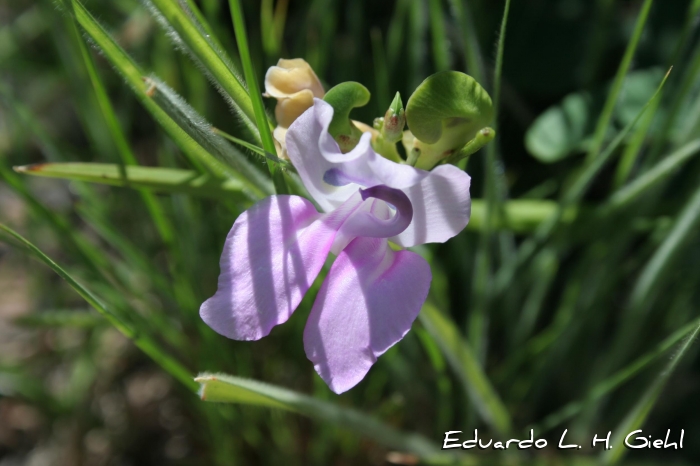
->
[228,0,288,195]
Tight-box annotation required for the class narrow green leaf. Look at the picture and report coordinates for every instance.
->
[419,303,512,435]
[145,0,259,139]
[494,67,671,296]
[534,318,700,434]
[629,181,700,310]
[145,76,273,196]
[586,0,654,163]
[15,161,571,233]
[64,0,270,198]
[0,224,197,392]
[196,372,447,460]
[228,0,288,195]
[602,319,700,464]
[604,138,700,212]
[471,0,513,363]
[69,17,175,245]
[14,163,248,200]
[648,41,700,163]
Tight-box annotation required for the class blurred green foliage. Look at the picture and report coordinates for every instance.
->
[1,0,700,465]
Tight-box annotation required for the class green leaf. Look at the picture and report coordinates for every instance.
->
[196,373,448,460]
[525,68,665,163]
[419,303,512,435]
[525,92,593,163]
[405,71,494,169]
[14,163,248,200]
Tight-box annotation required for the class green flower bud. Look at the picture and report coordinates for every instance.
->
[381,92,405,143]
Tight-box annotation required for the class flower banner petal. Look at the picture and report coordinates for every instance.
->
[303,236,432,394]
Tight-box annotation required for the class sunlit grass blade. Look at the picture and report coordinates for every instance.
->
[144,0,259,140]
[145,76,273,196]
[0,224,197,392]
[601,319,700,465]
[585,0,654,163]
[15,161,570,232]
[603,138,700,213]
[419,303,512,435]
[14,163,248,200]
[533,317,700,434]
[64,0,270,197]
[196,373,448,460]
[228,0,288,195]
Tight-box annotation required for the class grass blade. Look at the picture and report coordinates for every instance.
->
[69,17,175,245]
[65,0,269,197]
[601,319,700,464]
[144,0,259,139]
[470,0,513,360]
[196,372,446,459]
[228,0,288,195]
[14,163,248,200]
[533,317,700,434]
[603,138,700,213]
[145,76,273,196]
[0,224,197,392]
[585,0,654,163]
[419,302,512,435]
[629,181,700,311]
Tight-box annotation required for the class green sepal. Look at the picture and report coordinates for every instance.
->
[445,127,496,165]
[323,82,370,152]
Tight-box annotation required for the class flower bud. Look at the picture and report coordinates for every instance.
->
[381,92,405,144]
[264,59,325,158]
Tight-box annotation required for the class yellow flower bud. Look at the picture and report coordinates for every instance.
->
[264,59,325,158]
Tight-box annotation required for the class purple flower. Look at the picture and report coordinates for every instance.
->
[200,99,471,393]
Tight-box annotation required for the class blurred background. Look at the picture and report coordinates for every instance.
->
[1,0,700,464]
